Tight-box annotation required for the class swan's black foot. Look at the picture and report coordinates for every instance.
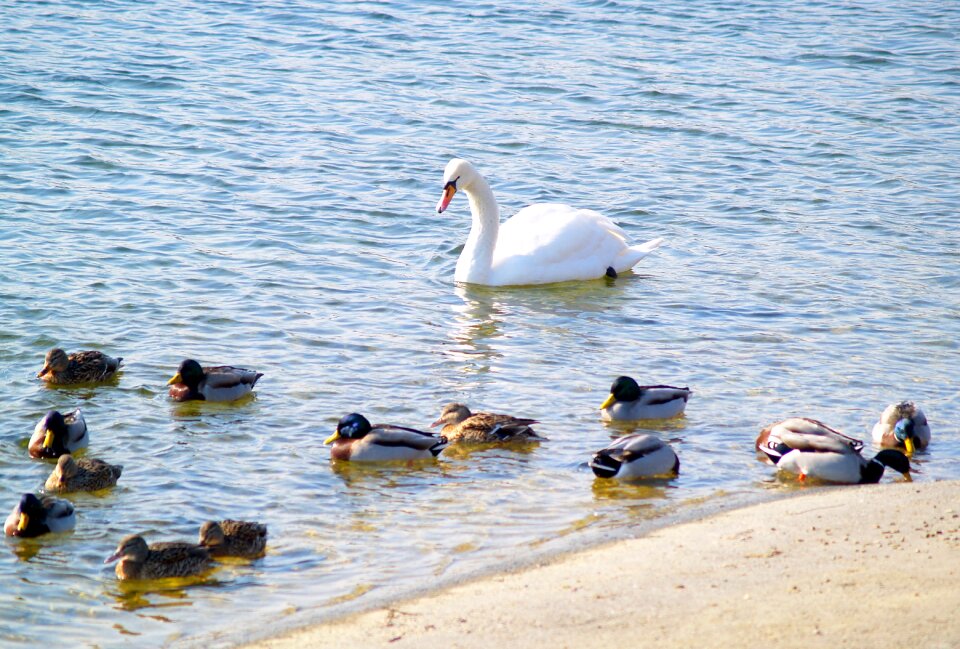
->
[605,266,617,279]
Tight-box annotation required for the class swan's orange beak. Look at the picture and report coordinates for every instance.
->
[436,182,456,213]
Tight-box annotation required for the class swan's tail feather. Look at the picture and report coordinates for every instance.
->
[617,237,664,270]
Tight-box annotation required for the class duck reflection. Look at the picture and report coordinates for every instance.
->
[107,574,221,612]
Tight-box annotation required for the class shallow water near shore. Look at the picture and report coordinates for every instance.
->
[2,1,959,646]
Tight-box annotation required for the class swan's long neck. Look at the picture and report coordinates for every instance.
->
[455,175,499,284]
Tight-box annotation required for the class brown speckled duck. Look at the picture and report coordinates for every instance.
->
[199,520,267,559]
[430,403,544,444]
[104,534,212,580]
[29,409,88,459]
[325,413,448,462]
[37,348,122,385]
[45,455,122,493]
[167,359,263,402]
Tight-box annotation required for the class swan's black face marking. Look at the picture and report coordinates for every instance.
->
[444,176,460,191]
[605,266,617,278]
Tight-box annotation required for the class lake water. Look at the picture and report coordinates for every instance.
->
[2,1,959,646]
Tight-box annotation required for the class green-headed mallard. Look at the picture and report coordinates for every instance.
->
[756,417,911,484]
[104,534,212,580]
[4,493,76,538]
[430,403,544,443]
[590,434,679,479]
[29,409,88,459]
[37,348,122,385]
[325,413,448,462]
[599,376,691,421]
[167,359,263,402]
[872,401,931,455]
[44,454,122,493]
[199,520,267,559]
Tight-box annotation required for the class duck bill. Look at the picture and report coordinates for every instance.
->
[599,394,616,410]
[37,366,50,378]
[103,551,121,564]
[166,372,182,386]
[17,513,29,532]
[436,184,456,213]
[904,438,915,456]
[430,418,444,428]
[43,429,54,449]
[324,430,341,445]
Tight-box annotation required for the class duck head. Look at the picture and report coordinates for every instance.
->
[36,411,69,457]
[893,418,917,455]
[105,534,149,565]
[325,413,372,444]
[9,493,45,537]
[198,521,225,548]
[431,403,472,427]
[37,348,69,378]
[862,449,911,483]
[600,376,641,409]
[168,359,204,388]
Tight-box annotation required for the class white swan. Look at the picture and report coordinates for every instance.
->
[436,159,664,286]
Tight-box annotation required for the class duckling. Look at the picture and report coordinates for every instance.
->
[4,493,76,538]
[28,409,88,459]
[430,403,544,443]
[756,417,911,484]
[104,534,212,580]
[872,401,930,455]
[325,413,448,462]
[599,376,691,421]
[37,348,122,384]
[590,434,680,479]
[199,520,267,559]
[167,359,263,402]
[44,454,122,493]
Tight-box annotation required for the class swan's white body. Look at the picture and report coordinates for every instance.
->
[438,159,663,286]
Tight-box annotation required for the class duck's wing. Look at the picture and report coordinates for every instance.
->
[773,418,862,453]
[64,409,88,446]
[368,425,448,452]
[637,386,692,406]
[219,519,268,539]
[40,497,76,532]
[605,434,666,460]
[202,366,263,388]
[468,412,542,441]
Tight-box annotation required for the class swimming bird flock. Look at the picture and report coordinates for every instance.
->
[6,160,932,590]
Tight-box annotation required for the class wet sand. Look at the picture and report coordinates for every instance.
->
[242,480,960,649]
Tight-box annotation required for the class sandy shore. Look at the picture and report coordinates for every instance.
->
[242,480,960,649]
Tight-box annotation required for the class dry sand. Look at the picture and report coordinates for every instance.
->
[243,480,960,649]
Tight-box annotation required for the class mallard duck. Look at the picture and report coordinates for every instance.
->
[590,434,680,479]
[105,534,212,580]
[28,409,88,459]
[4,493,76,538]
[44,454,122,493]
[872,401,931,455]
[599,376,692,421]
[430,403,544,443]
[37,348,122,384]
[756,417,911,484]
[199,520,267,559]
[325,413,448,462]
[167,359,263,402]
